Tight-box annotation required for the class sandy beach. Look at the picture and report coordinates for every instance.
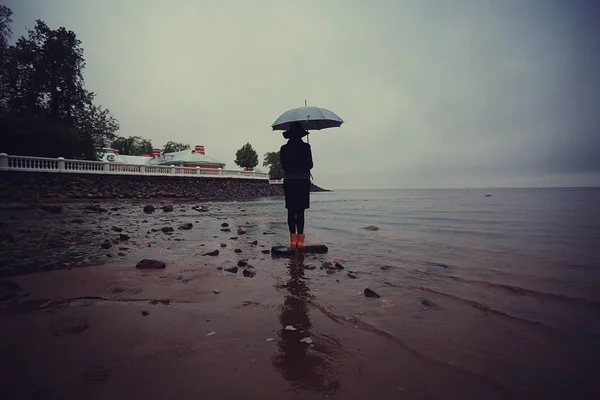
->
[1,194,599,399]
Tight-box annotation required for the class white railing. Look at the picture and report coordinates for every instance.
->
[269,179,284,184]
[0,153,271,181]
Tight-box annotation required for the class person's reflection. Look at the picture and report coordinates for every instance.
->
[272,253,340,394]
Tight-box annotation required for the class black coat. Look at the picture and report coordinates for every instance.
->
[280,139,313,179]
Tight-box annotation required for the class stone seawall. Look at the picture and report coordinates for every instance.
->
[0,172,285,202]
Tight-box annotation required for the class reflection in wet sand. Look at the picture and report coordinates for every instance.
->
[272,253,341,394]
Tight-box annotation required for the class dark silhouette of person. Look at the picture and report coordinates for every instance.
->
[280,121,313,249]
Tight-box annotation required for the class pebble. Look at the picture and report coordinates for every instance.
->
[178,223,193,230]
[284,325,297,331]
[213,289,220,294]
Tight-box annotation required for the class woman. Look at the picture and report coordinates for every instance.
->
[280,121,313,249]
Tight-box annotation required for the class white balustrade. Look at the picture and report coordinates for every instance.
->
[0,153,272,181]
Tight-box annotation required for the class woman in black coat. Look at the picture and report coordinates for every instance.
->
[280,122,313,249]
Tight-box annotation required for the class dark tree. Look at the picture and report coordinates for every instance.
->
[111,136,153,156]
[0,5,14,114]
[0,8,119,159]
[162,141,190,153]
[263,151,284,179]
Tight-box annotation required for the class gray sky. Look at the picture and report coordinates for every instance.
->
[6,0,600,189]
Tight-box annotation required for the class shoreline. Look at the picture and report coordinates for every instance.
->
[0,200,509,399]
[2,196,598,399]
[0,171,331,203]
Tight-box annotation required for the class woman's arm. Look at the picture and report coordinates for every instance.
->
[280,145,289,172]
[305,144,314,170]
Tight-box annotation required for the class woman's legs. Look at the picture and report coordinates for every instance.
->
[287,209,296,233]
[287,209,306,234]
[296,210,305,234]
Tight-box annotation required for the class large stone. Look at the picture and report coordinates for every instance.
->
[271,244,328,256]
[136,259,166,269]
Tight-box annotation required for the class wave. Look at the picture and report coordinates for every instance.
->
[414,268,600,309]
[446,275,600,309]
[418,287,565,337]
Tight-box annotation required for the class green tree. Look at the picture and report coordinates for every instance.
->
[263,151,284,179]
[111,136,153,156]
[235,142,259,169]
[0,9,119,159]
[162,141,190,153]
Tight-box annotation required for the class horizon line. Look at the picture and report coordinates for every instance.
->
[320,185,600,191]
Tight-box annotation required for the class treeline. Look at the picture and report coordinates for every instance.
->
[110,138,190,156]
[0,6,283,178]
[0,6,117,160]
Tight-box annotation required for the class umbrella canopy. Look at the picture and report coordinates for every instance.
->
[271,106,344,131]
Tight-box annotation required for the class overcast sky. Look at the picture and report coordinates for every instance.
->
[6,0,600,189]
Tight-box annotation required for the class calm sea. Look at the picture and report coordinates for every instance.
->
[241,187,600,397]
[255,187,600,306]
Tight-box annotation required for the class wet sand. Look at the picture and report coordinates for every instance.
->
[2,262,510,400]
[1,201,599,399]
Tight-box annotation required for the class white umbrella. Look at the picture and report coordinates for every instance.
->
[271,104,344,131]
